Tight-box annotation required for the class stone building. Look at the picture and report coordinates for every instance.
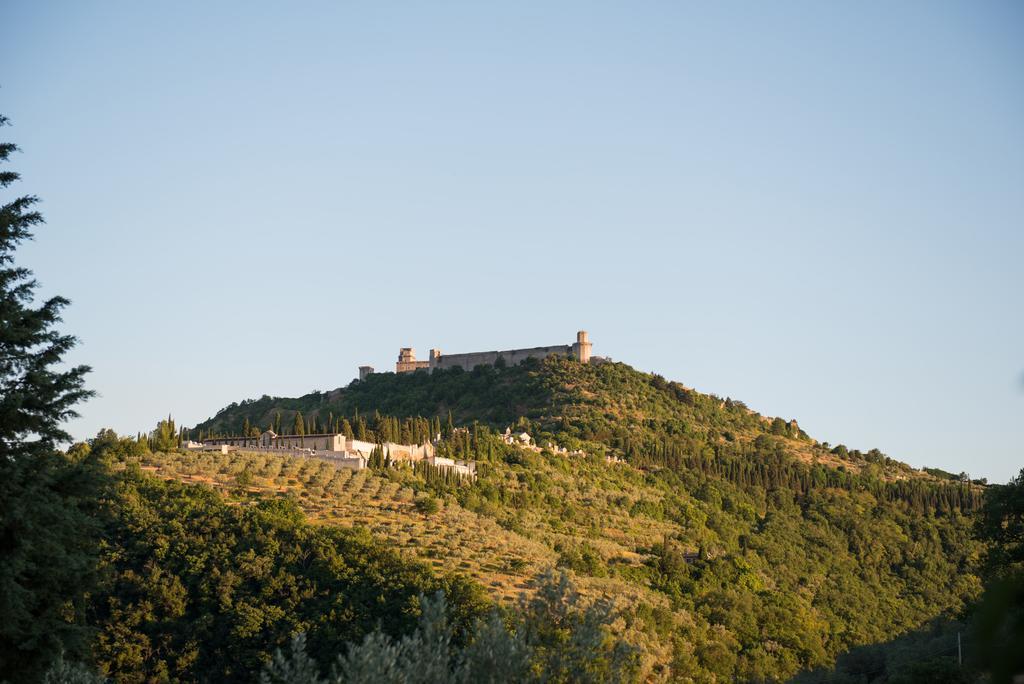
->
[388,330,593,374]
[197,431,474,475]
[202,431,434,461]
[395,348,430,373]
[428,456,476,478]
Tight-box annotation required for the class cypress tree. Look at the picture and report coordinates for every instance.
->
[151,415,177,452]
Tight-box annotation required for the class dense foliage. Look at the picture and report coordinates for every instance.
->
[794,469,1024,683]
[459,437,982,680]
[969,469,1024,681]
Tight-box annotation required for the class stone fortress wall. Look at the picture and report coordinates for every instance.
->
[429,344,573,371]
[196,431,473,475]
[202,432,434,461]
[388,330,593,375]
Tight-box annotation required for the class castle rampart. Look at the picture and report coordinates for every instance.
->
[388,331,593,374]
[431,344,573,371]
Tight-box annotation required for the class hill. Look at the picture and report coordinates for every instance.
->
[173,357,986,680]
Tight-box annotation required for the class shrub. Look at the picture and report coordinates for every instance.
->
[415,497,440,516]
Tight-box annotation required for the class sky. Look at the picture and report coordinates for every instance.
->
[2,1,1021,482]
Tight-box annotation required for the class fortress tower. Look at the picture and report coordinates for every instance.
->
[395,348,429,373]
[572,330,592,364]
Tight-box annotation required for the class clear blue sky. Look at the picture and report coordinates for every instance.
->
[3,1,1021,482]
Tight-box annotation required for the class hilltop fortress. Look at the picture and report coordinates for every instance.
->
[194,331,600,478]
[359,331,595,379]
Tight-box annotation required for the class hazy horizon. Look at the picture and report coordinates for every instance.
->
[2,1,1021,482]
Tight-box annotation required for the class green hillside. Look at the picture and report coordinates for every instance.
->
[175,356,987,680]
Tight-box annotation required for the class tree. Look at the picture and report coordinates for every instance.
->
[151,414,177,452]
[769,417,787,436]
[368,445,386,470]
[976,468,1024,577]
[414,496,440,515]
[294,412,305,436]
[236,466,254,489]
[0,114,101,679]
[0,115,92,460]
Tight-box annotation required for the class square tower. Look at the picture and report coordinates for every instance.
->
[572,330,592,363]
[396,348,430,373]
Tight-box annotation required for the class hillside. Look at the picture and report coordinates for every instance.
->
[136,434,982,680]
[173,356,987,680]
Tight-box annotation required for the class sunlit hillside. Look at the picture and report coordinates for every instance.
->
[152,361,988,680]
